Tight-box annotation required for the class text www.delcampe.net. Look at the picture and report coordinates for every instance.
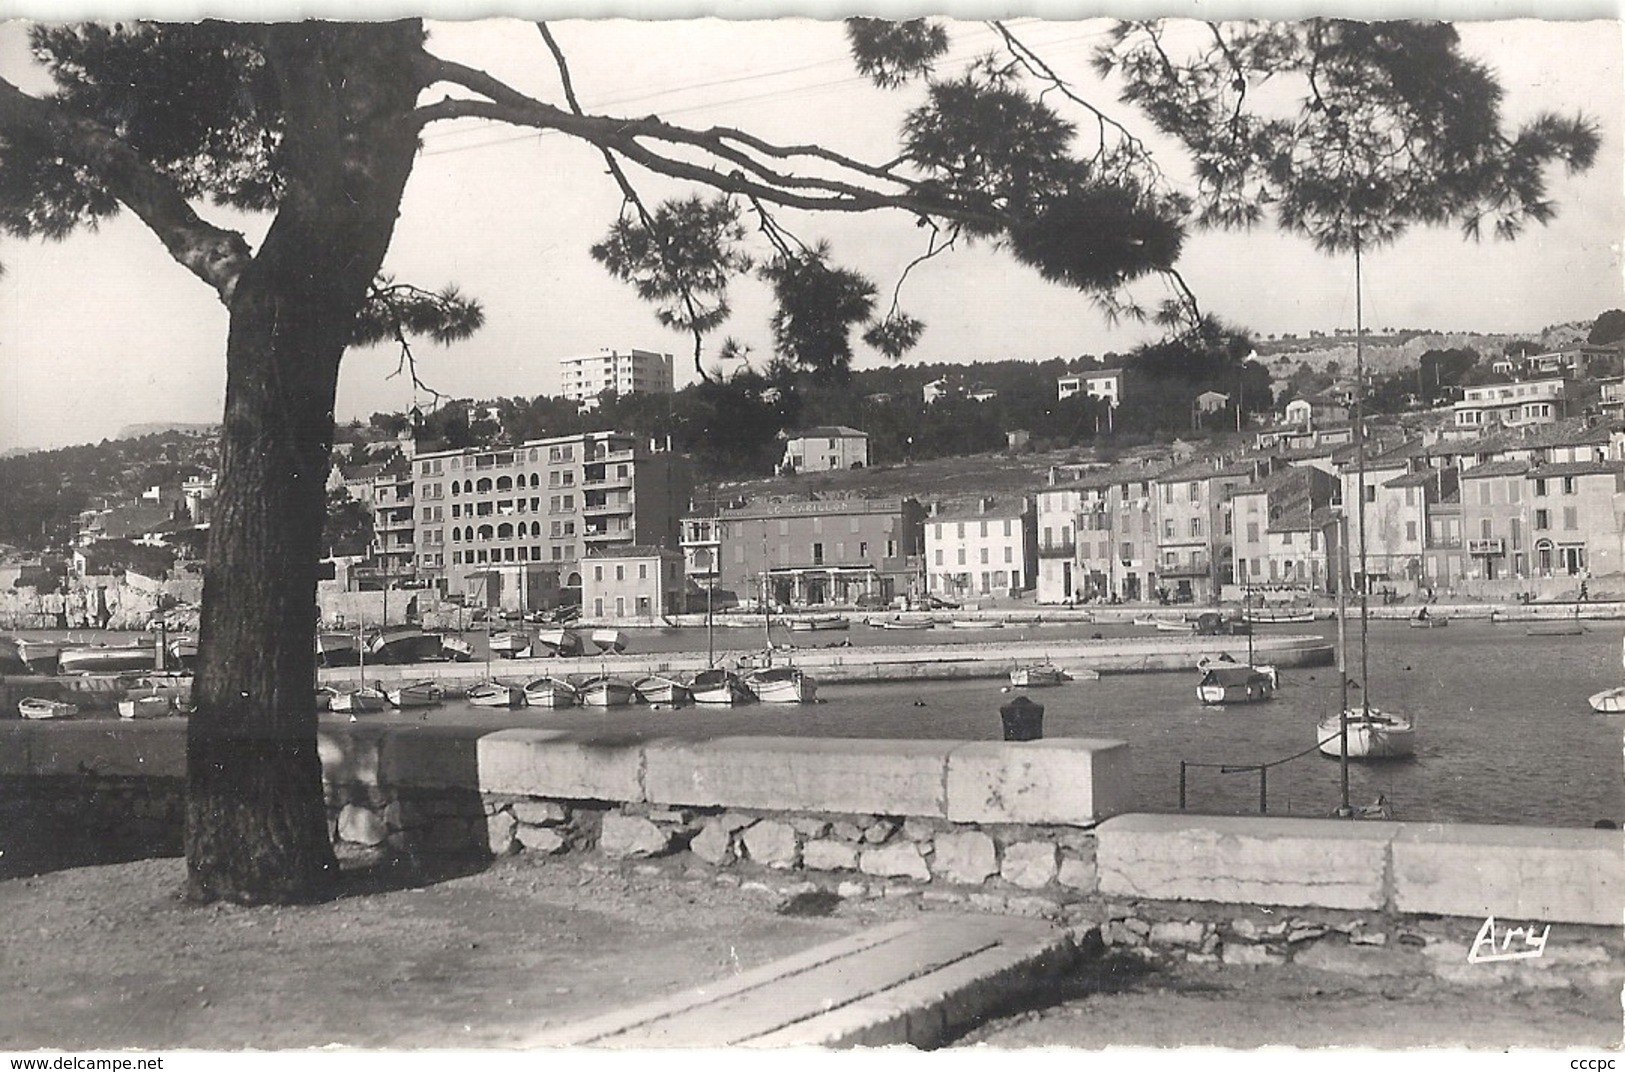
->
[11,1060,163,1070]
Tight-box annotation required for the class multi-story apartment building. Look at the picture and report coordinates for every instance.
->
[1034,481,1084,603]
[1459,460,1533,581]
[1231,466,1340,592]
[714,497,924,608]
[1524,461,1625,578]
[1453,377,1566,431]
[1058,366,1124,407]
[581,546,686,621]
[923,499,1035,600]
[1033,467,1163,603]
[369,467,417,584]
[411,431,691,604]
[1151,458,1257,602]
[559,348,675,408]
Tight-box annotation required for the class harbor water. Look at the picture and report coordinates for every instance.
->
[13,618,1624,828]
[323,617,1625,829]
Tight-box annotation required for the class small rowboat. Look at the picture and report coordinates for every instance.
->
[1197,665,1276,705]
[951,619,1004,630]
[786,614,849,632]
[744,665,817,703]
[1589,686,1625,713]
[326,686,389,714]
[634,674,690,706]
[868,616,934,630]
[1407,609,1448,628]
[522,676,579,709]
[466,680,525,708]
[118,694,173,719]
[386,680,445,709]
[689,668,753,705]
[576,675,638,707]
[19,697,77,720]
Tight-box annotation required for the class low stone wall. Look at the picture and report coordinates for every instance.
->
[2,720,1619,929]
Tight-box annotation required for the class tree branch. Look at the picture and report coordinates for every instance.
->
[0,75,253,303]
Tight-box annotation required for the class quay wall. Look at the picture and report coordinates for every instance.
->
[316,635,1335,689]
[2,720,1618,929]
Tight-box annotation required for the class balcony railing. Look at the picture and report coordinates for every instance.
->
[1468,538,1505,556]
[1037,540,1076,558]
[1158,559,1213,579]
[1425,537,1463,550]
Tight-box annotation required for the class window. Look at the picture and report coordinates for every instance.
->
[1282,531,1293,546]
[1188,482,1199,502]
[979,547,989,564]
[1535,509,1550,530]
[1246,522,1259,543]
[957,522,966,539]
[1406,521,1417,542]
[1478,482,1491,506]
[1004,546,1013,563]
[1507,481,1521,503]
[1563,477,1577,495]
[637,596,650,616]
[956,548,966,566]
[616,565,625,581]
[850,517,861,534]
[594,565,603,581]
[1163,519,1174,538]
[813,542,824,565]
[1564,506,1578,530]
[1366,484,1378,504]
[886,540,896,558]
[935,549,944,566]
[1189,518,1202,538]
[1003,519,1012,537]
[638,563,647,580]
[778,520,790,536]
[859,541,869,558]
[1535,478,1548,496]
[1121,543,1132,561]
[979,521,988,538]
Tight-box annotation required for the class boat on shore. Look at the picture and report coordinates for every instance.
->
[1242,607,1317,625]
[489,631,532,659]
[867,615,934,631]
[1197,665,1276,705]
[1317,707,1415,759]
[522,675,579,709]
[317,632,362,667]
[439,635,476,662]
[1154,618,1195,633]
[367,626,442,664]
[744,664,817,703]
[386,680,445,709]
[589,629,627,654]
[117,693,174,719]
[536,628,584,657]
[57,644,156,675]
[689,667,753,705]
[18,696,77,719]
[11,638,62,674]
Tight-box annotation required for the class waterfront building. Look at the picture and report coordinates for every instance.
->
[411,431,692,603]
[367,466,416,585]
[1459,460,1533,581]
[1034,481,1085,603]
[1524,461,1625,578]
[1150,458,1257,602]
[714,497,924,608]
[559,348,675,409]
[1231,466,1339,593]
[580,546,686,621]
[779,426,870,473]
[924,498,1035,600]
[1057,366,1124,407]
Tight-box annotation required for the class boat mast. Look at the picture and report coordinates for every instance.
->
[1353,231,1371,717]
[1336,510,1351,816]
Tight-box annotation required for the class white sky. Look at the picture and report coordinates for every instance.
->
[0,5,1621,454]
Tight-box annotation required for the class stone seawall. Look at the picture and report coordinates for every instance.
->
[3,720,1618,930]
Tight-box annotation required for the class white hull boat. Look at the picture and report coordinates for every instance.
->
[786,615,848,632]
[1154,619,1195,633]
[951,619,1004,630]
[522,676,579,709]
[868,616,933,630]
[689,668,753,705]
[590,629,627,654]
[439,636,476,662]
[536,628,584,657]
[489,631,532,659]
[387,680,445,708]
[57,645,156,674]
[118,694,173,719]
[1589,686,1625,713]
[466,681,525,708]
[1197,665,1277,705]
[14,639,62,674]
[577,676,638,707]
[19,696,77,720]
[327,686,389,714]
[1317,708,1416,759]
[745,665,817,703]
[1010,664,1073,688]
[634,674,691,706]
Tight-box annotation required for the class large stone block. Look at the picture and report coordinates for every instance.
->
[599,813,673,859]
[690,822,736,866]
[1391,824,1625,926]
[643,738,955,817]
[802,838,860,872]
[378,724,489,789]
[1000,841,1059,890]
[859,842,931,882]
[336,803,388,846]
[318,723,386,788]
[475,729,645,802]
[944,739,1133,825]
[931,830,998,885]
[23,720,186,778]
[1095,814,1396,911]
[740,820,800,869]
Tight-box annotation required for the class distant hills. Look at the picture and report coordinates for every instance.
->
[114,422,219,440]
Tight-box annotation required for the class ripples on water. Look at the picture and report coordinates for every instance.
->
[345,619,1624,829]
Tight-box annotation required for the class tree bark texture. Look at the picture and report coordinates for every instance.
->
[185,22,427,904]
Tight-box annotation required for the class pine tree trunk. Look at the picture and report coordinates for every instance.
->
[184,23,426,904]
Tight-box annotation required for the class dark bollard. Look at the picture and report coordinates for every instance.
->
[999,695,1044,742]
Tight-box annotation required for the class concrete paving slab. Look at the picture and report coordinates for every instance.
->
[528,914,1072,1049]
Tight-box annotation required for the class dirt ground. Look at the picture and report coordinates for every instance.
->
[1,849,1620,1052]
